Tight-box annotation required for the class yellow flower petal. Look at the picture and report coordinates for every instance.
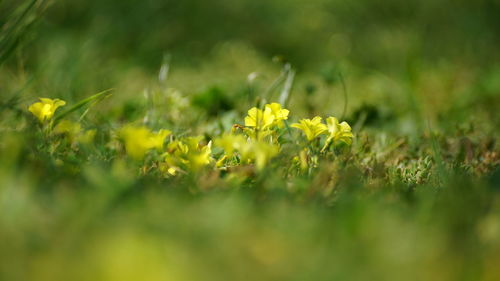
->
[28,98,66,123]
[324,117,353,147]
[244,107,274,129]
[266,103,289,120]
[119,126,171,160]
[291,116,327,141]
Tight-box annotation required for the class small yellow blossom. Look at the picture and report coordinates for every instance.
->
[216,155,228,168]
[186,138,212,170]
[164,137,212,172]
[28,98,66,123]
[325,117,353,145]
[166,167,177,176]
[265,103,289,127]
[149,129,171,150]
[291,116,327,141]
[214,134,247,156]
[243,127,273,141]
[251,141,279,170]
[244,107,274,130]
[214,133,278,170]
[233,139,279,170]
[214,134,247,168]
[119,126,171,160]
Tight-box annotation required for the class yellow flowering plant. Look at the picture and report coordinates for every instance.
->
[291,116,327,141]
[243,103,290,141]
[27,92,111,161]
[25,93,355,178]
[322,117,353,152]
[265,103,289,128]
[28,98,66,123]
[214,134,247,158]
[242,140,279,171]
[214,133,279,171]
[244,106,274,129]
[119,126,171,160]
[162,137,212,175]
[289,115,354,175]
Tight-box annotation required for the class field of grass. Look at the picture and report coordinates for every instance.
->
[1,0,499,280]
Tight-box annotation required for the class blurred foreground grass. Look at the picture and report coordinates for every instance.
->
[1,0,499,280]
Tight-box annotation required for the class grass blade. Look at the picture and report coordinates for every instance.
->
[53,89,113,123]
[0,0,48,66]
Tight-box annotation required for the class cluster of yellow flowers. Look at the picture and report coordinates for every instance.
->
[161,137,212,175]
[292,116,353,151]
[28,98,353,176]
[243,103,289,140]
[214,133,279,171]
[119,126,171,160]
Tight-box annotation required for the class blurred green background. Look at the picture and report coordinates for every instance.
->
[2,0,500,131]
[1,0,499,280]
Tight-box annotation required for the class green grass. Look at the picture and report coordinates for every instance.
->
[0,0,499,280]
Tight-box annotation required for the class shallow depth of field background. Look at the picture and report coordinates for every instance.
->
[1,0,499,280]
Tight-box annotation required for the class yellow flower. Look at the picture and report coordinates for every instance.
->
[244,107,274,130]
[325,117,353,145]
[214,134,247,168]
[119,126,171,160]
[28,98,66,123]
[149,129,171,150]
[214,134,278,170]
[185,137,212,170]
[291,116,327,141]
[166,167,177,176]
[164,137,212,172]
[214,134,247,156]
[215,155,228,168]
[251,141,279,170]
[265,103,289,127]
[239,140,279,170]
[243,127,273,141]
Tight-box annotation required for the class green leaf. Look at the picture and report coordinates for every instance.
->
[53,89,113,124]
